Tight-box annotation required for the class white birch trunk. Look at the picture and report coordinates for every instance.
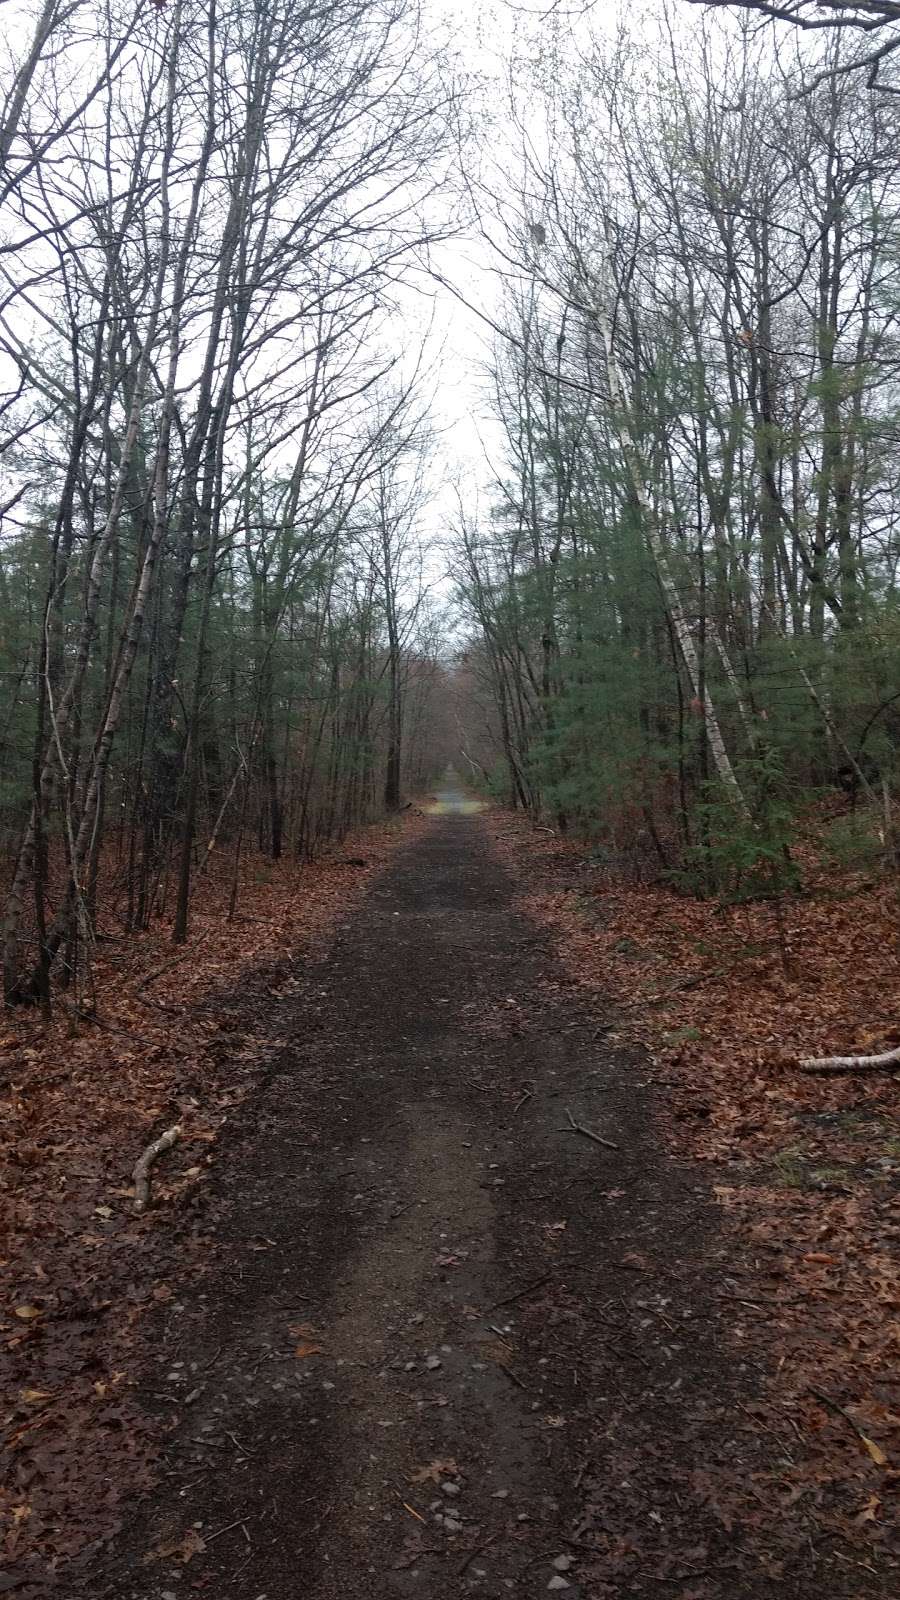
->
[592,284,750,820]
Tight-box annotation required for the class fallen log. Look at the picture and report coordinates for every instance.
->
[798,1045,900,1075]
[133,1123,182,1213]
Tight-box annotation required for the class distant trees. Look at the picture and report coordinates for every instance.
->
[0,0,454,1007]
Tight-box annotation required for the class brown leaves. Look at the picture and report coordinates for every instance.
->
[288,1319,324,1357]
[491,806,900,1564]
[0,815,415,1580]
[144,1527,206,1564]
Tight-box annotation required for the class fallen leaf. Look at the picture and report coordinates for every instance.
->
[294,1341,324,1358]
[855,1493,881,1524]
[861,1434,888,1468]
[410,1457,460,1484]
[619,1252,651,1272]
[145,1528,207,1565]
[14,1305,42,1321]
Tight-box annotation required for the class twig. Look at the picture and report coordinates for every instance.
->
[205,1517,248,1544]
[620,963,735,1008]
[58,1000,159,1049]
[132,1123,181,1213]
[487,1273,552,1312]
[225,1430,254,1457]
[513,1079,536,1114]
[393,1490,425,1523]
[800,1388,877,1465]
[457,1533,498,1576]
[563,1107,620,1151]
[498,1362,528,1392]
[134,932,212,997]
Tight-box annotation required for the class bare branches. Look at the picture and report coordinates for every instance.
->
[0,0,458,1005]
[682,1,900,31]
[682,1,900,88]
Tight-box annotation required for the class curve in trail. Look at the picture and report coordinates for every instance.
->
[86,802,863,1600]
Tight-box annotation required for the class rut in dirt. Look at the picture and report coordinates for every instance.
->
[84,787,876,1600]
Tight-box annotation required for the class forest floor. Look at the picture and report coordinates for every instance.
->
[2,787,899,1598]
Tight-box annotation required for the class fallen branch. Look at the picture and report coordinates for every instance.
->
[58,999,160,1049]
[133,1123,181,1213]
[563,1107,620,1151]
[798,1045,900,1075]
[134,928,213,997]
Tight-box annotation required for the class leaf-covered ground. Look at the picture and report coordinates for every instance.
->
[491,809,900,1565]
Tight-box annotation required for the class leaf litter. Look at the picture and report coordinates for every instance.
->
[491,808,900,1572]
[0,814,424,1584]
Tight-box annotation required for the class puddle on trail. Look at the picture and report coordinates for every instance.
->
[422,768,486,816]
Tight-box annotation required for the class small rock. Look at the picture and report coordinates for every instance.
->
[491,1489,509,1499]
[444,1518,462,1534]
[548,1580,571,1592]
[425,1355,442,1371]
[440,1481,460,1498]
[553,1555,574,1572]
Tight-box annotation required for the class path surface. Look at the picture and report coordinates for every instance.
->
[84,792,870,1599]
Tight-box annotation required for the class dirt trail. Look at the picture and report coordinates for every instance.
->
[81,791,885,1600]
